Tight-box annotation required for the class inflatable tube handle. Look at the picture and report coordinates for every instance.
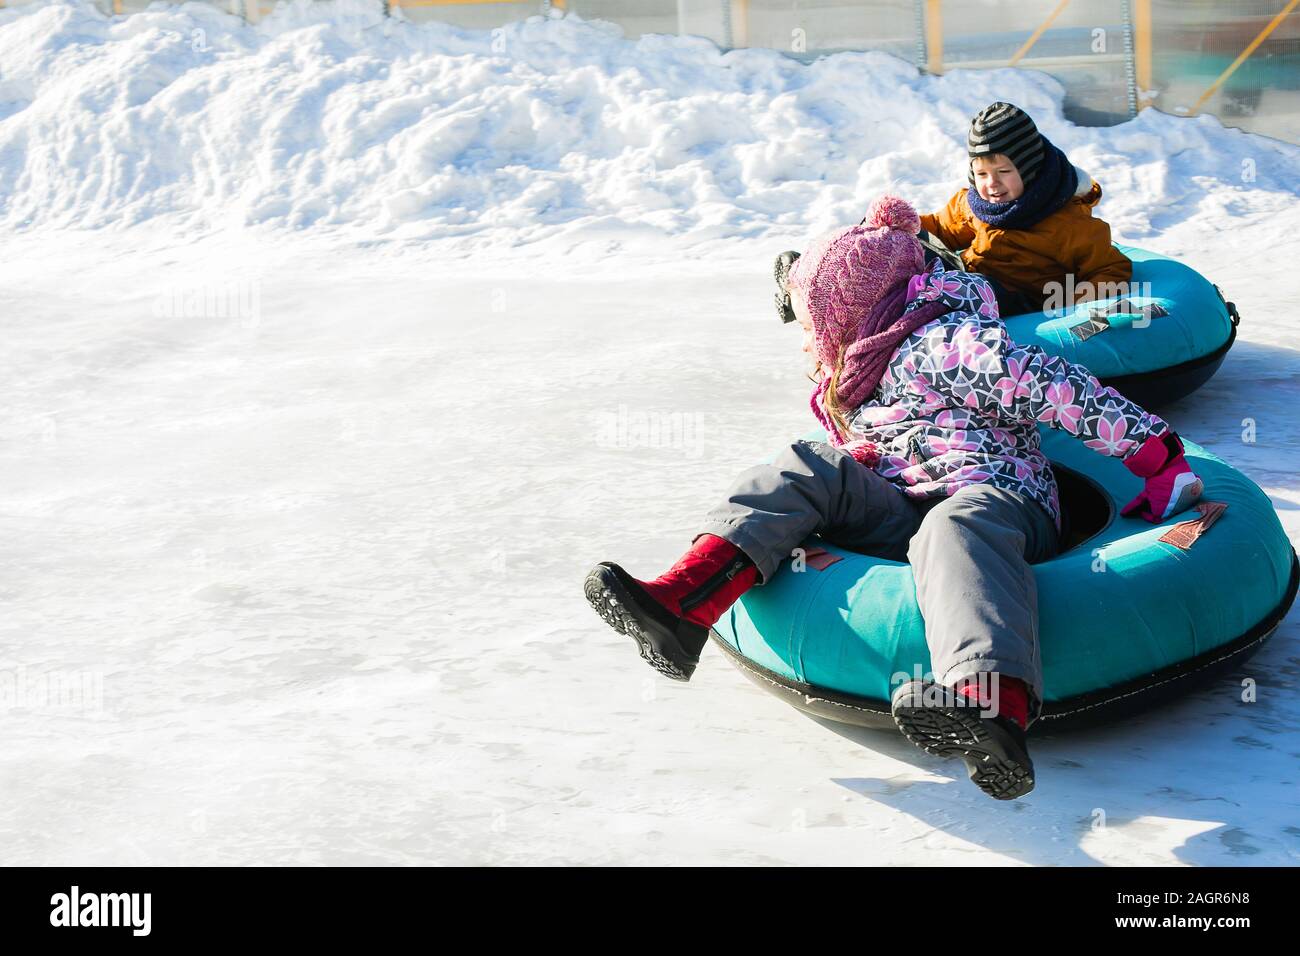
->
[1214,284,1241,328]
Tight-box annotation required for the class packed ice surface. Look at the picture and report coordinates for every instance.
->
[1,0,1298,865]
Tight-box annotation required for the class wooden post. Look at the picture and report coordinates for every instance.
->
[925,0,943,75]
[732,0,749,48]
[1133,0,1152,108]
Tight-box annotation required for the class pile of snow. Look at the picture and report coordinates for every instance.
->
[1,0,1299,255]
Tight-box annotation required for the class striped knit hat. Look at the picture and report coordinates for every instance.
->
[967,102,1045,187]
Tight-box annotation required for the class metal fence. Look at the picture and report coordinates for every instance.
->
[4,0,1295,142]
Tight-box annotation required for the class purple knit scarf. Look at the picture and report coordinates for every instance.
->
[812,275,954,444]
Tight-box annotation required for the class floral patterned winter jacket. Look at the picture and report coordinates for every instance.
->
[840,262,1170,530]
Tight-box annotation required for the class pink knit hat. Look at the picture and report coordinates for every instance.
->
[786,195,925,370]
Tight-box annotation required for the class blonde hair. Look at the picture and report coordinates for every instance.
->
[797,283,853,442]
[818,342,854,442]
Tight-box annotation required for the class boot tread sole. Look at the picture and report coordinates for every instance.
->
[892,687,1035,801]
[584,565,695,682]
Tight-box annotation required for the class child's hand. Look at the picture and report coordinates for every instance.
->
[1120,432,1205,523]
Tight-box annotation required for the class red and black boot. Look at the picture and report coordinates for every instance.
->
[584,534,757,681]
[890,675,1036,800]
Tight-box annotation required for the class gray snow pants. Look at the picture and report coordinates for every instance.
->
[697,439,1059,724]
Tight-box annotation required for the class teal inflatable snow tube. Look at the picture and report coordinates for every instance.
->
[709,427,1297,732]
[999,244,1237,409]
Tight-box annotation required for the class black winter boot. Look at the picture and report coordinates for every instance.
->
[889,680,1035,800]
[584,535,757,682]
[916,228,966,273]
[584,563,712,681]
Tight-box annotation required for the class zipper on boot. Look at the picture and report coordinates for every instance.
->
[678,555,753,613]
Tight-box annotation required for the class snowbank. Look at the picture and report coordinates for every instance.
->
[2,0,1298,251]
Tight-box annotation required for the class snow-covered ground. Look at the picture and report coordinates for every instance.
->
[2,0,1299,865]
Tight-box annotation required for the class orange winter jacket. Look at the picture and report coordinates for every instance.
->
[919,180,1131,308]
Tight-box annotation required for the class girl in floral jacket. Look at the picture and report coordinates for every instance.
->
[584,196,1204,801]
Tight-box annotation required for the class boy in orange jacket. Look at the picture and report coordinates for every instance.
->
[919,102,1132,316]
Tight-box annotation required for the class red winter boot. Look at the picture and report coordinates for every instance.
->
[955,674,1030,730]
[584,534,757,681]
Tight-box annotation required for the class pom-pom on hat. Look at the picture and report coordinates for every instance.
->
[786,194,925,370]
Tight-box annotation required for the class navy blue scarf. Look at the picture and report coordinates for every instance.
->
[966,138,1078,230]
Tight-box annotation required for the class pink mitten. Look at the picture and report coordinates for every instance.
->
[1121,431,1204,523]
